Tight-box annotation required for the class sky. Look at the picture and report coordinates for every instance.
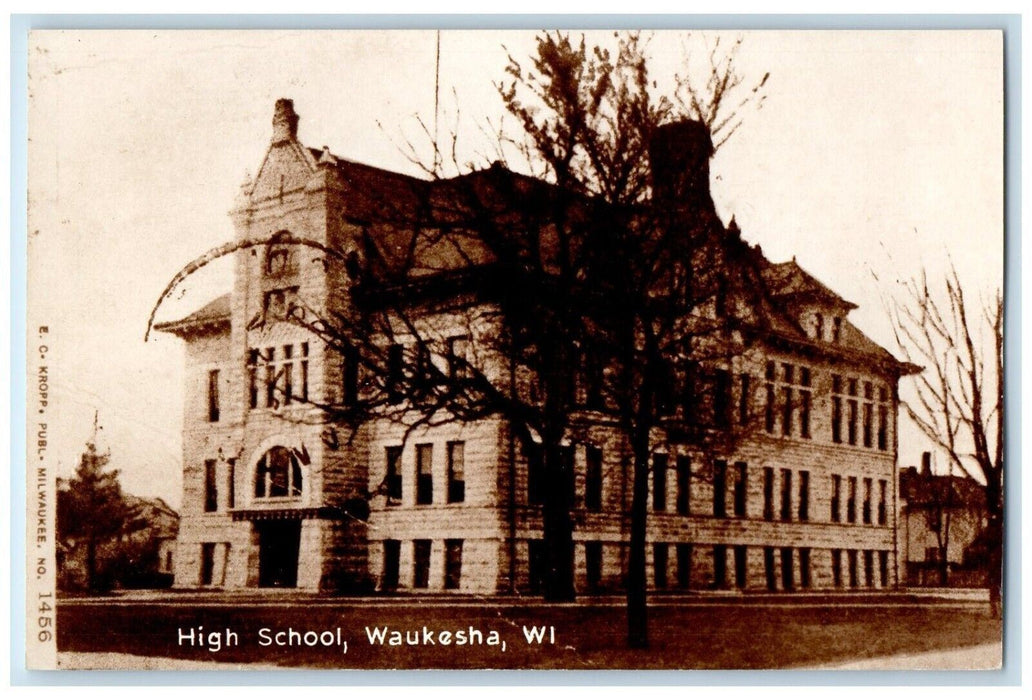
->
[26,30,1003,508]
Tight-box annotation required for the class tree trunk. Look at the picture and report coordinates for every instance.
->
[626,436,651,648]
[542,443,576,602]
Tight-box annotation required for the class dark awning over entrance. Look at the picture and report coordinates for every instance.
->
[230,506,346,522]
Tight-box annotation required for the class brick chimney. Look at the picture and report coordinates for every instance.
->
[921,451,932,475]
[272,98,299,144]
[649,120,714,213]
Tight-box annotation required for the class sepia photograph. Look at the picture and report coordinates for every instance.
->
[24,27,1006,672]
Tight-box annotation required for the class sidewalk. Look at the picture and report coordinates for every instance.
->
[811,642,1002,670]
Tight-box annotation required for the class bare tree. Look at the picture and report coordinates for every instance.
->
[890,264,1003,615]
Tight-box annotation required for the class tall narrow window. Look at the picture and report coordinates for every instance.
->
[248,349,259,409]
[763,466,774,521]
[878,479,888,525]
[653,454,668,512]
[864,550,875,587]
[444,539,463,590]
[847,379,858,445]
[200,543,216,586]
[204,459,218,513]
[713,545,727,589]
[831,475,842,522]
[862,477,873,524]
[847,476,857,523]
[832,316,842,343]
[879,550,889,587]
[585,446,603,511]
[831,549,842,588]
[385,446,403,503]
[447,441,465,504]
[799,548,811,589]
[387,343,403,404]
[713,460,727,518]
[675,456,691,515]
[862,404,873,447]
[264,347,276,408]
[798,470,810,521]
[713,369,731,428]
[382,540,400,590]
[413,540,431,589]
[781,385,794,436]
[447,335,470,380]
[764,547,776,591]
[815,313,824,340]
[848,550,858,587]
[799,368,812,439]
[207,369,220,422]
[676,544,692,589]
[780,547,794,590]
[764,361,776,433]
[877,405,889,451]
[831,375,843,443]
[299,343,309,402]
[734,546,747,588]
[226,458,236,509]
[527,445,544,506]
[416,443,433,505]
[282,345,294,404]
[733,462,747,518]
[738,374,751,425]
[653,543,668,589]
[780,468,792,521]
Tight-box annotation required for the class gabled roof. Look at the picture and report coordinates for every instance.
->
[761,259,857,310]
[153,293,230,337]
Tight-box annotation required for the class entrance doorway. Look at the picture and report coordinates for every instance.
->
[257,520,301,587]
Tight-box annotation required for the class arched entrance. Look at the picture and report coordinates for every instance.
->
[253,446,304,588]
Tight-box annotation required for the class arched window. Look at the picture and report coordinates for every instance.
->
[254,446,302,498]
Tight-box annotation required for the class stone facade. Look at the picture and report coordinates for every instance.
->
[157,100,914,594]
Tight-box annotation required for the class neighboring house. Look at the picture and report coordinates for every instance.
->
[899,456,988,587]
[156,100,917,594]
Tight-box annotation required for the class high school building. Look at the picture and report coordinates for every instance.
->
[157,100,918,594]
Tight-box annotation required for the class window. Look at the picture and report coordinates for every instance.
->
[781,548,794,591]
[864,550,875,587]
[676,544,692,589]
[265,245,292,276]
[413,540,431,589]
[385,446,403,503]
[862,477,872,524]
[713,545,727,589]
[447,441,465,504]
[248,349,260,409]
[799,548,811,589]
[254,446,302,498]
[653,454,668,512]
[738,374,751,425]
[877,479,888,525]
[341,343,359,406]
[447,335,470,380]
[416,443,433,505]
[831,475,842,522]
[265,347,276,407]
[798,470,810,521]
[831,549,842,588]
[200,543,216,586]
[877,385,890,451]
[444,539,463,590]
[207,369,220,422]
[713,460,727,518]
[227,458,236,509]
[848,550,859,587]
[247,343,307,409]
[780,468,792,521]
[764,547,776,591]
[299,342,309,402]
[733,462,747,517]
[204,459,218,512]
[879,550,889,587]
[832,316,842,343]
[713,369,732,428]
[831,375,843,443]
[764,362,776,432]
[847,379,858,445]
[781,384,794,436]
[262,286,299,322]
[585,446,603,511]
[815,312,824,340]
[386,344,403,404]
[734,546,747,588]
[799,369,812,439]
[763,467,774,521]
[673,456,690,515]
[863,391,873,447]
[846,476,857,523]
[653,543,668,589]
[382,540,400,590]
[585,541,603,592]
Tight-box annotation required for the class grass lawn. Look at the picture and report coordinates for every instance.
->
[56,599,1001,670]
